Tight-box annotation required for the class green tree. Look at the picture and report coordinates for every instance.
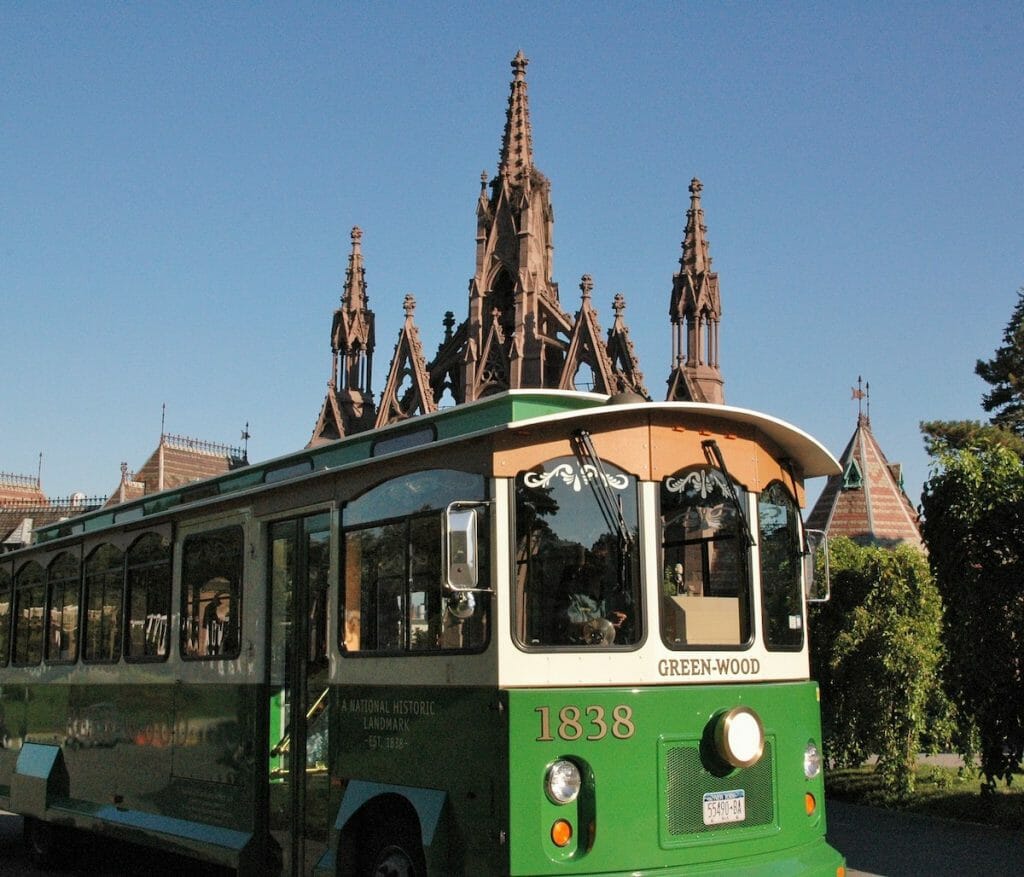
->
[920,419,1024,458]
[810,538,950,802]
[976,288,1024,436]
[920,445,1024,788]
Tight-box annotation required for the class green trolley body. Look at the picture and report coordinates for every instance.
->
[0,392,846,875]
[508,682,840,875]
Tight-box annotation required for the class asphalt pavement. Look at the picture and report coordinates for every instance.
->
[2,803,1021,875]
[827,798,1023,876]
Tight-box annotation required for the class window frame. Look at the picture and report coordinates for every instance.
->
[757,481,806,652]
[12,560,45,666]
[0,561,12,668]
[512,455,643,652]
[82,543,125,664]
[657,465,755,650]
[179,525,245,662]
[124,531,173,663]
[45,550,81,664]
[340,469,489,657]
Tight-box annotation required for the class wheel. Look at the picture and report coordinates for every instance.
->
[359,828,424,877]
[369,843,418,877]
[23,816,69,868]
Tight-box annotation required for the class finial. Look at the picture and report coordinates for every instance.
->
[579,274,594,299]
[403,293,416,318]
[512,50,529,78]
[442,311,456,341]
[689,177,703,197]
[612,292,626,318]
[851,375,870,422]
[480,170,489,188]
[351,226,362,243]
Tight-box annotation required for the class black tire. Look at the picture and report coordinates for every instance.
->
[23,815,69,868]
[360,828,424,877]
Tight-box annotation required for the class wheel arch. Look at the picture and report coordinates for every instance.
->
[334,782,451,875]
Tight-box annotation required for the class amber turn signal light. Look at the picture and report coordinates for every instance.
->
[804,792,816,816]
[551,818,573,848]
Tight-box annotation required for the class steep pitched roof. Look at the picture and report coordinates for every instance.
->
[0,473,103,551]
[105,434,247,508]
[806,414,924,550]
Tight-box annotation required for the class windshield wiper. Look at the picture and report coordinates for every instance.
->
[701,439,756,547]
[571,429,635,551]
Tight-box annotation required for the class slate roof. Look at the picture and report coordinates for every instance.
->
[806,415,924,551]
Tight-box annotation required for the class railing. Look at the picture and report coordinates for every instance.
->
[0,472,40,490]
[161,433,246,460]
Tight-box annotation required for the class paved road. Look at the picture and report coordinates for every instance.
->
[828,798,1024,877]
[3,802,1021,876]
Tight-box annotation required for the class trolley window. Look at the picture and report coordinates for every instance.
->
[342,470,488,654]
[181,527,243,660]
[514,456,640,648]
[13,561,45,666]
[126,532,172,661]
[46,551,80,663]
[0,563,11,667]
[83,544,124,663]
[758,482,804,650]
[659,467,752,648]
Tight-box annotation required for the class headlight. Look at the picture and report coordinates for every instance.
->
[804,740,822,779]
[714,706,765,769]
[545,759,581,804]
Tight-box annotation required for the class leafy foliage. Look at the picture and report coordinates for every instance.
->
[810,538,951,802]
[976,288,1024,436]
[920,419,1024,458]
[920,445,1024,789]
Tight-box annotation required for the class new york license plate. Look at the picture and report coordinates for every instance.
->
[702,789,745,825]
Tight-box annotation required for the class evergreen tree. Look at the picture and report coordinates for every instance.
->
[976,288,1024,436]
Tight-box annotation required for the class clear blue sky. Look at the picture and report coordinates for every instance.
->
[3,2,1022,510]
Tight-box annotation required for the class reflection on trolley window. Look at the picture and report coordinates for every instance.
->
[515,456,641,648]
[341,470,489,655]
[181,526,243,659]
[659,466,752,648]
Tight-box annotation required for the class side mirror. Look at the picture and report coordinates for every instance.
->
[804,529,830,603]
[445,504,479,589]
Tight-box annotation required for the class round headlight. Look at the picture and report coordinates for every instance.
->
[714,706,765,769]
[546,759,581,805]
[804,740,822,779]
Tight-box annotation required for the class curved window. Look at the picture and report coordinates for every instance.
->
[181,527,243,660]
[758,482,804,650]
[46,551,80,662]
[126,533,171,660]
[83,544,124,663]
[342,470,488,654]
[0,563,11,667]
[659,467,752,648]
[13,561,45,665]
[514,457,640,648]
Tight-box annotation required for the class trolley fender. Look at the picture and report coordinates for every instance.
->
[11,743,69,818]
[335,780,447,845]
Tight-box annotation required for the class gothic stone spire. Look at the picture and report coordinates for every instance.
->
[667,178,724,404]
[376,294,437,428]
[309,227,377,445]
[429,52,572,403]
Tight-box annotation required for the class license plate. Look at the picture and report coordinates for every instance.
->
[702,789,745,825]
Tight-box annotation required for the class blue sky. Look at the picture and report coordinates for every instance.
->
[3,2,1022,510]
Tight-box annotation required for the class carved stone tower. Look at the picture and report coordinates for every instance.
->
[309,227,377,445]
[666,178,724,404]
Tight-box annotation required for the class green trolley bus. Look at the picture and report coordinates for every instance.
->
[0,390,846,875]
